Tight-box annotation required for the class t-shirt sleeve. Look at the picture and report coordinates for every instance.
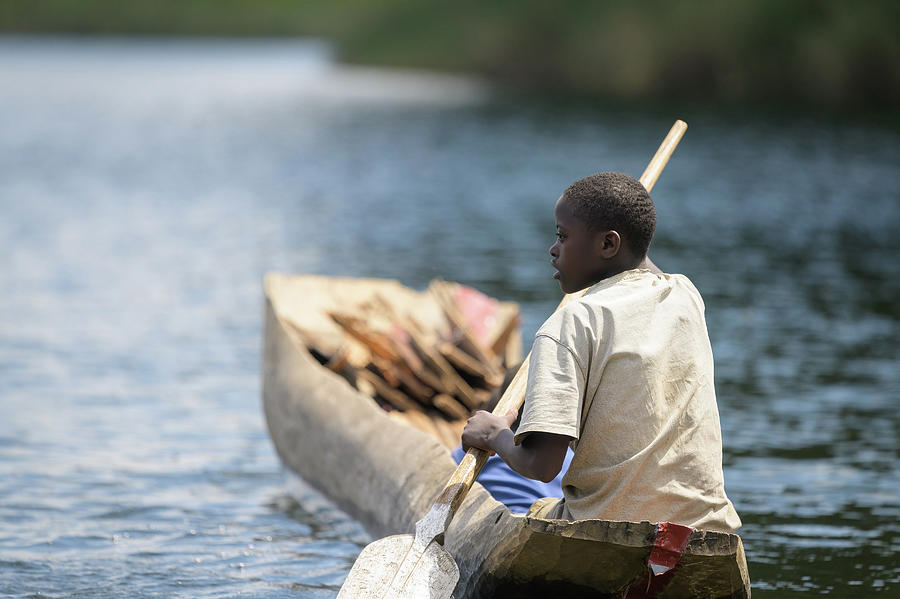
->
[514,333,585,445]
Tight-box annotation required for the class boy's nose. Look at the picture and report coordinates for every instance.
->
[549,243,559,257]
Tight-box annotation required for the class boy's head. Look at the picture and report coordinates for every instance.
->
[550,172,656,293]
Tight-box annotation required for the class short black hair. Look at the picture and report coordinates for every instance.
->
[562,172,656,258]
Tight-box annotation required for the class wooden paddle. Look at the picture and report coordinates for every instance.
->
[337,119,688,598]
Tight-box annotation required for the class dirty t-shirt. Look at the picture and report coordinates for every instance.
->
[514,269,741,532]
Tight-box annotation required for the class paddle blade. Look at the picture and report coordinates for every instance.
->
[338,534,459,599]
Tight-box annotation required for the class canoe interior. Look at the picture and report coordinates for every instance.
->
[265,272,521,449]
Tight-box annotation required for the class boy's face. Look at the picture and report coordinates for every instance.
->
[549,196,618,294]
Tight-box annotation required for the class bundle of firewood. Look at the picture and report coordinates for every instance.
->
[294,280,521,426]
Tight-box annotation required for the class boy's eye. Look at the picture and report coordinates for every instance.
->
[556,232,565,241]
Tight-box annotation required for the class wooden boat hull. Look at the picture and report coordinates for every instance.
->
[262,273,751,598]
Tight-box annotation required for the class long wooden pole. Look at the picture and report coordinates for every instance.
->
[641,120,688,187]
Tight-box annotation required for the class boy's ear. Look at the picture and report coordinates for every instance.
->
[595,230,621,259]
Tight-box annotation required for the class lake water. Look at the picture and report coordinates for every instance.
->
[1,36,897,597]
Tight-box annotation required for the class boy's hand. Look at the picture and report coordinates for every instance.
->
[461,409,517,454]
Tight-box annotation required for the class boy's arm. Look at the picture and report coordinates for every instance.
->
[462,410,571,483]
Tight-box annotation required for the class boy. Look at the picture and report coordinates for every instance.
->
[462,172,741,532]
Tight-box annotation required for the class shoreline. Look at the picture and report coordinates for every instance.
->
[2,1,897,116]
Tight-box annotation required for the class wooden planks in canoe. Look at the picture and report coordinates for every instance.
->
[262,273,750,598]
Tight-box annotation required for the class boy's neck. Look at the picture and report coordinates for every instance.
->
[606,254,645,279]
[583,257,645,289]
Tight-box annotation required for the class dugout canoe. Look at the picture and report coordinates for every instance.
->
[262,273,751,598]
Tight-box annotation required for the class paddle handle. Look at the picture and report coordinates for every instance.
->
[433,119,688,524]
[641,120,687,192]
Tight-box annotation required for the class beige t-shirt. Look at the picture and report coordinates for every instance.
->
[515,269,741,532]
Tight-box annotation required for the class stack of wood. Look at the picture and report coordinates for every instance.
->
[290,280,521,447]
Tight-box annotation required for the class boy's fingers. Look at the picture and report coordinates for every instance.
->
[503,409,518,427]
[466,409,486,424]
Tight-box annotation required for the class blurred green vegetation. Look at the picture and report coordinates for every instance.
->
[3,0,898,112]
